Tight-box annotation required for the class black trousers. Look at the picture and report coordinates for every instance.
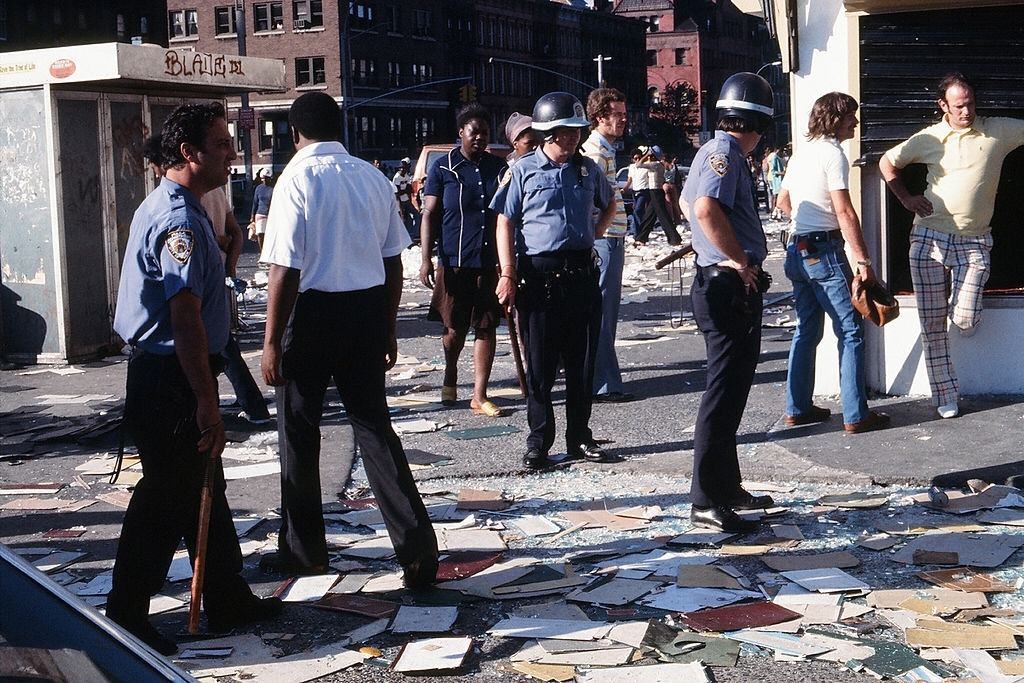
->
[635,188,682,245]
[518,252,602,454]
[223,334,270,419]
[689,266,763,507]
[107,352,249,623]
[276,286,436,569]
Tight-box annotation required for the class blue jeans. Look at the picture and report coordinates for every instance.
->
[593,237,625,395]
[783,237,868,424]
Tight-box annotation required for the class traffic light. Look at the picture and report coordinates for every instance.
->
[459,83,477,103]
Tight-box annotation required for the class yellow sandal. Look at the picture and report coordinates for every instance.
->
[441,386,458,407]
[471,400,505,417]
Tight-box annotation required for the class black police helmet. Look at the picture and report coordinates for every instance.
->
[716,72,774,133]
[531,92,589,132]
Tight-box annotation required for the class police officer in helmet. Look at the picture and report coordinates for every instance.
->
[681,72,776,532]
[491,92,617,470]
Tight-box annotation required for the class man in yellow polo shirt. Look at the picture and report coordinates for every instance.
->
[880,72,1024,419]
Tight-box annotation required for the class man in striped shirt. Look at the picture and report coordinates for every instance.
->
[582,88,634,403]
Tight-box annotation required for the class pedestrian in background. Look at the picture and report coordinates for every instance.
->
[109,103,281,654]
[503,111,542,168]
[250,168,273,255]
[581,87,635,404]
[259,92,438,588]
[393,157,417,239]
[419,103,508,417]
[776,92,890,435]
[634,145,683,246]
[682,72,777,533]
[491,92,617,470]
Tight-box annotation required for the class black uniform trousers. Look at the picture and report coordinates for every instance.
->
[107,351,249,623]
[689,265,763,508]
[518,251,602,454]
[275,286,437,569]
[223,334,271,419]
[635,188,682,245]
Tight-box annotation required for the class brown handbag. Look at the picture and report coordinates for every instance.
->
[852,275,900,326]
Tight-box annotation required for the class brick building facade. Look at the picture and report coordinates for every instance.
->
[614,0,774,142]
[0,0,168,50]
[163,0,647,172]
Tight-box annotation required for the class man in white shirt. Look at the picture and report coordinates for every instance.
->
[776,92,889,435]
[259,92,438,587]
[392,157,416,237]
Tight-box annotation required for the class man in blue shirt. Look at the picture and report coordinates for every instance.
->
[108,103,280,654]
[681,73,776,533]
[419,104,508,417]
[492,92,617,470]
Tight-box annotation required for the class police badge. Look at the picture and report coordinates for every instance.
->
[165,228,194,265]
[708,153,730,177]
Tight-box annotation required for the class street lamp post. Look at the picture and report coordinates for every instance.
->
[593,54,612,86]
[234,0,253,200]
[756,60,782,77]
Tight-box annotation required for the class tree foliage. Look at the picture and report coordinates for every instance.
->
[649,81,701,137]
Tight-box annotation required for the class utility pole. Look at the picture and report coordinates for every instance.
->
[338,2,352,149]
[593,54,612,87]
[234,0,253,202]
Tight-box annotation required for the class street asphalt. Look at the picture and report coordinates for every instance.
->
[1,218,1022,682]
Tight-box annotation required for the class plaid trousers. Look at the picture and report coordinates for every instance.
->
[908,225,992,406]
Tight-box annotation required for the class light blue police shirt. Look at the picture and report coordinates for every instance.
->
[114,177,228,355]
[682,131,768,267]
[490,147,612,256]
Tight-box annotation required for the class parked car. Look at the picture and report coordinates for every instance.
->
[410,142,511,212]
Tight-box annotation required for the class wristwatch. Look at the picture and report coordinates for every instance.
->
[857,259,872,267]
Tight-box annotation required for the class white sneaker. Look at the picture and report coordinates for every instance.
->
[937,402,959,419]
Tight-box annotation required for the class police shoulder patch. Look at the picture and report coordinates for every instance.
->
[165,228,194,265]
[708,152,730,177]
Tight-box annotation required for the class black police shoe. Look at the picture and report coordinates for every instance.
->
[522,448,549,470]
[402,554,439,591]
[691,505,760,533]
[725,490,775,510]
[569,441,613,463]
[592,391,636,404]
[258,551,327,576]
[109,614,177,656]
[206,596,283,633]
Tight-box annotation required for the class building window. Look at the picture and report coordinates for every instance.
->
[387,61,401,87]
[675,48,688,65]
[648,15,659,32]
[169,8,198,38]
[295,56,326,87]
[382,5,397,32]
[352,58,375,85]
[139,15,148,34]
[350,2,373,28]
[646,50,657,67]
[259,117,291,152]
[358,115,377,147]
[116,13,126,38]
[214,6,236,35]
[389,116,402,145]
[254,2,283,32]
[293,0,322,29]
[412,63,432,84]
[412,9,431,37]
[1,0,8,40]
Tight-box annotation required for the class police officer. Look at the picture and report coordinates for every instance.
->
[492,92,617,470]
[682,73,776,533]
[108,103,281,654]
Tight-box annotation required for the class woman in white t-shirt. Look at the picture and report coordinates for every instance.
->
[776,92,890,435]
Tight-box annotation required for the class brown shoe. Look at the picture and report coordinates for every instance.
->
[784,405,831,426]
[844,410,891,434]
